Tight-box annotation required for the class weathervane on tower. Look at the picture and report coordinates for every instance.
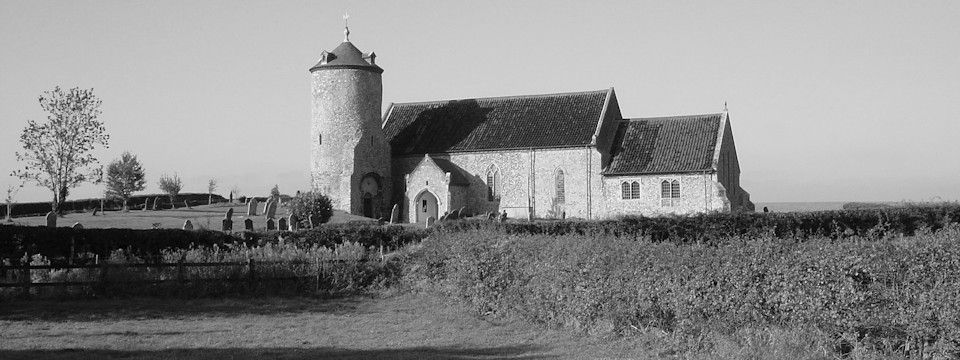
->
[343,12,350,42]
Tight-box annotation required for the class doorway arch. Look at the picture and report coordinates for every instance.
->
[414,190,438,225]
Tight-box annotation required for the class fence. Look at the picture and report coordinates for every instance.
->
[0,257,373,298]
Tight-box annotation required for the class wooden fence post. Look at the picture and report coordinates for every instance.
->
[20,252,30,298]
[99,254,108,296]
[247,258,255,288]
[315,257,321,293]
[176,257,185,287]
[69,238,75,265]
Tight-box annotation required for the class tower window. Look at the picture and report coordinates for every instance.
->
[318,134,322,145]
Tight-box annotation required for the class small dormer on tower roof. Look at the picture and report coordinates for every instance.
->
[309,15,383,73]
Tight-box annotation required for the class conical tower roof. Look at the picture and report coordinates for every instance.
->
[310,41,382,73]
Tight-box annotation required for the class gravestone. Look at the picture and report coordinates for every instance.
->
[142,198,150,211]
[229,191,233,203]
[45,211,57,228]
[309,214,321,228]
[278,217,288,231]
[100,199,105,214]
[266,218,276,230]
[182,220,194,230]
[222,207,234,232]
[389,204,399,224]
[184,200,191,209]
[247,198,259,216]
[72,222,83,229]
[456,207,466,219]
[426,216,436,228]
[487,212,496,221]
[244,218,254,231]
[153,197,161,210]
[92,207,99,216]
[265,200,278,219]
[288,214,300,231]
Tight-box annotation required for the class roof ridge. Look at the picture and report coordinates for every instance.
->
[622,113,724,121]
[391,89,609,106]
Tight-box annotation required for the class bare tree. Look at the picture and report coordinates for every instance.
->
[12,87,110,214]
[207,178,217,205]
[4,182,23,222]
[158,173,182,209]
[104,151,146,211]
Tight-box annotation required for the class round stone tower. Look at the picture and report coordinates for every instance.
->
[309,27,391,219]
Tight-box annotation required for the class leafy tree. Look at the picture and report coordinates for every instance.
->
[158,173,182,209]
[270,184,280,200]
[207,178,217,205]
[104,151,146,211]
[12,87,110,214]
[289,191,333,228]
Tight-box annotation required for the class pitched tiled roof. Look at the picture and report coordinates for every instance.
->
[310,41,382,73]
[604,114,723,175]
[382,90,609,155]
[430,157,471,186]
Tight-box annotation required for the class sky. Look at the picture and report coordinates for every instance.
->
[1,0,959,203]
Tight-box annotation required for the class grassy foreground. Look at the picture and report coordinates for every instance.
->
[0,293,663,360]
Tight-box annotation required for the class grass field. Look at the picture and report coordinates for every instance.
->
[6,203,376,230]
[0,293,658,360]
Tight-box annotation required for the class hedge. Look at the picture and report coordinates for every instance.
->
[1,193,227,218]
[3,203,958,265]
[436,203,960,244]
[0,225,245,264]
[405,227,960,357]
[0,223,429,265]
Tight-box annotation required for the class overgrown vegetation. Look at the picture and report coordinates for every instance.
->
[401,225,960,358]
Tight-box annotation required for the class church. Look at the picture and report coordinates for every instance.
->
[309,27,754,224]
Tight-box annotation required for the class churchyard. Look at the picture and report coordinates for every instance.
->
[6,202,375,230]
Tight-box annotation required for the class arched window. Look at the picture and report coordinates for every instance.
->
[661,179,681,206]
[622,181,641,200]
[486,166,500,201]
[555,169,565,203]
[620,181,640,199]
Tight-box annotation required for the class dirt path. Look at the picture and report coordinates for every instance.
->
[0,293,651,359]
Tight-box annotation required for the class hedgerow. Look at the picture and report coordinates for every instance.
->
[437,203,960,243]
[403,226,960,357]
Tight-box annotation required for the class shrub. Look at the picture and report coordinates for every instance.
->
[404,226,960,357]
[288,191,333,227]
